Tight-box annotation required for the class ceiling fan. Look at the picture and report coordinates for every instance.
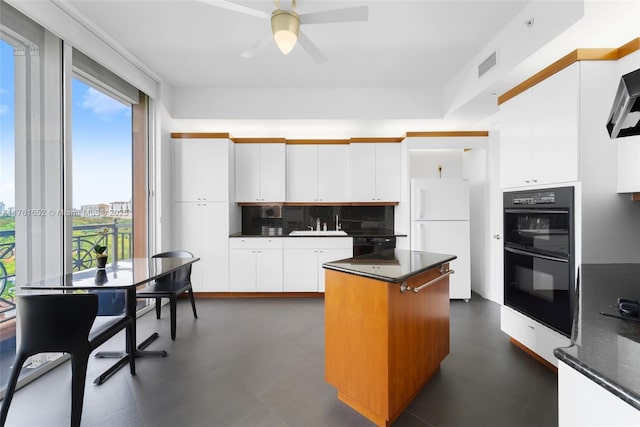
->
[197,0,369,64]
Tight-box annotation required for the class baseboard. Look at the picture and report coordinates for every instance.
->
[510,337,558,374]
[189,292,325,298]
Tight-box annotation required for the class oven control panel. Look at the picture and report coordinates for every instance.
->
[512,191,556,205]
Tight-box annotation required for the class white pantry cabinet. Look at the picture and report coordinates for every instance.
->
[286,144,349,202]
[500,63,579,189]
[283,237,352,292]
[229,238,283,292]
[173,138,229,202]
[350,143,401,202]
[558,360,640,426]
[172,202,229,292]
[500,305,569,367]
[235,143,286,203]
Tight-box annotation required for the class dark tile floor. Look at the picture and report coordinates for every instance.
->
[1,294,557,426]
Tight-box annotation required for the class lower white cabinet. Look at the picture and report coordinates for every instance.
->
[283,237,352,292]
[500,305,570,367]
[558,360,640,426]
[229,238,283,292]
[172,202,229,292]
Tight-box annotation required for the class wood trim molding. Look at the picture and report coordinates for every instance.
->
[170,132,230,139]
[631,193,640,202]
[232,137,286,144]
[132,93,147,258]
[350,137,404,143]
[404,131,489,138]
[190,292,324,298]
[498,38,640,105]
[509,337,558,374]
[286,139,350,145]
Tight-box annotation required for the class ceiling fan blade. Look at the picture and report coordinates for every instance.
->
[196,0,270,20]
[299,6,368,25]
[241,33,273,59]
[297,31,327,64]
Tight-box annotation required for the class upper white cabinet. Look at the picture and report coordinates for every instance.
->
[617,139,640,193]
[235,143,286,203]
[500,63,579,189]
[173,138,230,202]
[286,144,349,202]
[350,143,401,202]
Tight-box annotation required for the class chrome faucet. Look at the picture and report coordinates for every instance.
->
[335,214,341,231]
[316,217,321,231]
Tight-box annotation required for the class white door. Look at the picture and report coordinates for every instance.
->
[375,143,401,202]
[349,143,376,201]
[201,139,229,202]
[283,248,318,291]
[318,144,349,202]
[229,249,257,292]
[286,145,318,202]
[201,202,229,292]
[259,144,286,202]
[235,144,261,202]
[411,179,470,221]
[173,139,202,202]
[172,202,203,290]
[500,92,532,188]
[256,249,283,292]
[412,221,471,299]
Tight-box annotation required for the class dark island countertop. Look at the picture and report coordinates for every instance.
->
[553,264,640,410]
[229,232,408,238]
[322,248,456,283]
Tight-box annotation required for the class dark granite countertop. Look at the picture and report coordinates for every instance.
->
[554,264,640,410]
[322,248,456,283]
[229,232,408,238]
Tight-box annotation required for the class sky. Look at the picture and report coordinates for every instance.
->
[0,39,132,210]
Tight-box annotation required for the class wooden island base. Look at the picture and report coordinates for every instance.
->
[324,264,451,427]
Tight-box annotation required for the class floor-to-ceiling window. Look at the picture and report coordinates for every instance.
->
[70,77,132,273]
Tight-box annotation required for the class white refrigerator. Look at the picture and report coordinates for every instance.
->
[411,178,471,300]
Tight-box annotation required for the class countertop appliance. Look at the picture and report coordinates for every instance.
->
[503,186,575,337]
[410,178,471,300]
[606,67,640,138]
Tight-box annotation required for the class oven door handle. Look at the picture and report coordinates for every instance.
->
[504,246,569,263]
[504,208,569,215]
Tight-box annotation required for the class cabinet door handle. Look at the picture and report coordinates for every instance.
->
[493,234,501,240]
[532,179,538,183]
[524,180,530,184]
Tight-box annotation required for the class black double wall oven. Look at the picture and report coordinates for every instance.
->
[503,186,575,337]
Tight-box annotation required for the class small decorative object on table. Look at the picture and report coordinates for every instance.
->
[93,228,109,269]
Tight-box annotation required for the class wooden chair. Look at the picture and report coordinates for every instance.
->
[136,250,197,340]
[0,293,135,427]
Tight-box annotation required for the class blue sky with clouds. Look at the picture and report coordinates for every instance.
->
[0,39,132,209]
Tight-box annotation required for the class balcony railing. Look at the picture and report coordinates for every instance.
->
[0,220,133,322]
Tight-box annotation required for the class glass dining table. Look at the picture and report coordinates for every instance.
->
[20,256,200,385]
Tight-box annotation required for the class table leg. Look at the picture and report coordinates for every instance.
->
[93,288,168,385]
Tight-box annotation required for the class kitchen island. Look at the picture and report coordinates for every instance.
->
[323,249,456,427]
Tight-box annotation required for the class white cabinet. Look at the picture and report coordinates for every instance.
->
[350,143,401,202]
[235,143,285,203]
[172,202,229,292]
[286,144,349,202]
[173,138,229,202]
[229,238,283,292]
[617,139,640,193]
[283,237,352,292]
[500,305,570,367]
[500,63,579,189]
[558,360,640,426]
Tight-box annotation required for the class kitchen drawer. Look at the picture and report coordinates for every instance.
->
[283,237,352,250]
[229,237,283,249]
[500,305,570,367]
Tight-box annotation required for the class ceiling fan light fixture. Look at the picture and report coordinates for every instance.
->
[271,9,300,55]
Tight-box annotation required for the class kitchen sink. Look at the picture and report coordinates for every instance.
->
[289,230,348,236]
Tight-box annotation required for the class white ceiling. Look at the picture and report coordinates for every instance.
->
[68,0,531,91]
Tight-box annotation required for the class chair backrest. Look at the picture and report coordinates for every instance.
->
[16,293,98,354]
[152,250,193,284]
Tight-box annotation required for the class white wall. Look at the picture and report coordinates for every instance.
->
[409,150,464,179]
[464,148,488,298]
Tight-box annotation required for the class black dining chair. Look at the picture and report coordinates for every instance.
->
[136,250,197,340]
[0,293,136,427]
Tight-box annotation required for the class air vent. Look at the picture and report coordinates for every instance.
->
[478,51,497,77]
